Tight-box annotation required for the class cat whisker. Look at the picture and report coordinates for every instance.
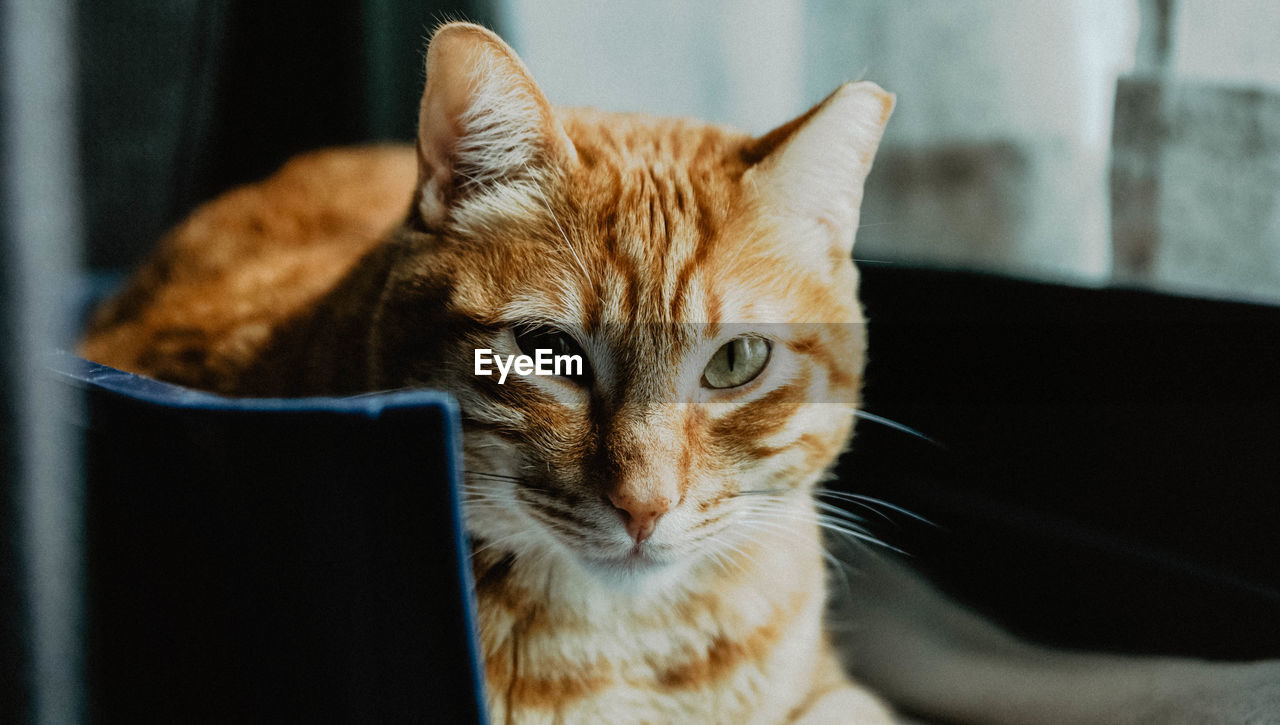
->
[461,480,511,489]
[817,525,907,556]
[459,486,513,497]
[733,516,853,595]
[468,531,531,559]
[464,469,527,482]
[853,409,945,448]
[523,505,597,545]
[459,485,517,498]
[736,515,822,548]
[473,505,589,557]
[814,513,872,536]
[813,489,935,526]
[460,492,517,503]
[812,499,873,526]
[337,386,420,399]
[704,539,750,577]
[514,491,580,517]
[452,166,485,189]
[715,533,761,573]
[711,552,739,578]
[745,500,863,532]
[718,212,770,278]
[813,496,888,526]
[703,546,740,578]
[463,502,511,511]
[855,220,895,230]
[462,502,514,513]
[524,162,593,285]
[744,504,909,557]
[461,492,516,503]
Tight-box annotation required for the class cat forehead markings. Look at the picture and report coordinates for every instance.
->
[554,113,756,323]
[441,120,706,325]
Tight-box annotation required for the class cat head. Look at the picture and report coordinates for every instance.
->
[372,23,893,585]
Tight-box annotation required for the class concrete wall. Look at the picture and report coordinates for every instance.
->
[500,0,1280,303]
[499,0,806,135]
[1112,0,1280,303]
[802,1,1136,282]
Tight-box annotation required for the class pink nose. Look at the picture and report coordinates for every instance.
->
[608,491,672,543]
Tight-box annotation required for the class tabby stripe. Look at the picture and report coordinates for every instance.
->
[786,334,858,390]
[667,193,722,321]
[653,593,804,690]
[708,374,812,457]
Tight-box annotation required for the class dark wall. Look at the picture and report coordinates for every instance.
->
[78,0,498,270]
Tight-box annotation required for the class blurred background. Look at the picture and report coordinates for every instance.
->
[58,0,1280,299]
[3,0,1279,722]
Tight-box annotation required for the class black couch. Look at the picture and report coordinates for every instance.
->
[844,263,1280,660]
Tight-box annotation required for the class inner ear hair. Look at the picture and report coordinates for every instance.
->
[413,22,575,232]
[740,81,895,253]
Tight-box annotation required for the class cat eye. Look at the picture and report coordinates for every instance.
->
[702,337,771,389]
[513,325,592,384]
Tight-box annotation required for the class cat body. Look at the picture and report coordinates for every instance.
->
[84,23,896,723]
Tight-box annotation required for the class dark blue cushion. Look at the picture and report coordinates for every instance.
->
[50,352,487,724]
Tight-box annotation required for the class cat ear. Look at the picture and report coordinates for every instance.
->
[414,23,576,230]
[742,82,894,253]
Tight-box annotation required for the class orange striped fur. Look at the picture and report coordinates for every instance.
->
[81,23,894,723]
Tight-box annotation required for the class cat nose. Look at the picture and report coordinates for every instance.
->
[607,491,672,543]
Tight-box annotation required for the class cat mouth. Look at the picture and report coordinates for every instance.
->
[581,544,668,574]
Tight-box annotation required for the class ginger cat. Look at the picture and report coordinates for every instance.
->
[82,21,1280,725]
[83,22,895,723]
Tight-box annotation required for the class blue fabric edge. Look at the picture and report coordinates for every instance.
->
[45,350,454,415]
[44,350,490,723]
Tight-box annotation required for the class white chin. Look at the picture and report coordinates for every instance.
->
[578,546,683,582]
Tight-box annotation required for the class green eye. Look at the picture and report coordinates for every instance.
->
[702,337,771,389]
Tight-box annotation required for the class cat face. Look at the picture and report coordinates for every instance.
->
[372,24,892,584]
